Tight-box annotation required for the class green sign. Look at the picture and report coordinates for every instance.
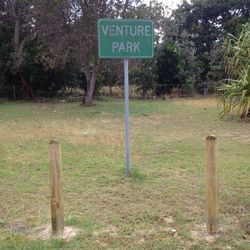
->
[98,19,154,59]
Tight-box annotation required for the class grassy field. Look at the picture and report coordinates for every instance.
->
[0,97,249,249]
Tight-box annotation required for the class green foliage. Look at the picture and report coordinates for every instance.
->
[207,44,225,82]
[0,20,15,97]
[155,43,181,96]
[0,0,85,99]
[130,59,156,98]
[173,0,250,81]
[22,39,84,97]
[95,60,121,96]
[218,21,250,119]
[1,0,249,99]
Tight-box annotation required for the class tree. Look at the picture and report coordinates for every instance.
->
[76,0,164,105]
[33,0,145,105]
[173,0,250,81]
[0,14,13,97]
[207,43,225,82]
[0,0,83,99]
[130,59,156,99]
[154,43,181,97]
[0,0,167,101]
[1,0,35,99]
[96,60,122,96]
[70,1,102,105]
[23,38,84,97]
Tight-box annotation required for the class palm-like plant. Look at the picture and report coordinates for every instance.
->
[218,21,250,119]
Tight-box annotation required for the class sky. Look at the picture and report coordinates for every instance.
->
[162,0,184,9]
[143,0,190,10]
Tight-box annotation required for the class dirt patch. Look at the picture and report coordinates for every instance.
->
[191,223,225,243]
[162,216,174,224]
[30,224,79,242]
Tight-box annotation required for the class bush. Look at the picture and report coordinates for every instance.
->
[218,21,250,119]
[155,43,181,96]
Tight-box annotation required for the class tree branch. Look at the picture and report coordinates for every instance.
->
[121,0,129,18]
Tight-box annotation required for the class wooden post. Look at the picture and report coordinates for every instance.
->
[49,139,64,237]
[205,135,218,234]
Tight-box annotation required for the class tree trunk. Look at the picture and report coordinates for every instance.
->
[82,71,97,106]
[18,71,35,100]
[109,84,113,96]
[14,17,20,49]
[141,88,147,99]
[82,63,100,106]
[13,2,34,100]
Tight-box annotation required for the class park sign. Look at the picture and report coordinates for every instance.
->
[98,19,154,58]
[98,18,154,177]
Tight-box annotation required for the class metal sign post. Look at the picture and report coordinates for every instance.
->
[98,19,154,176]
[124,59,130,176]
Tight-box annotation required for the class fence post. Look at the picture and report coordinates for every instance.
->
[49,139,64,237]
[205,135,219,234]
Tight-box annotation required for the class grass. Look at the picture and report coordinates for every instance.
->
[0,97,249,249]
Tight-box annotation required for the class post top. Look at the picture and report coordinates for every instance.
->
[206,135,217,140]
[49,138,60,144]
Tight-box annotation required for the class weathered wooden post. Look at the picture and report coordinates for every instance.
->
[49,139,64,237]
[205,135,219,234]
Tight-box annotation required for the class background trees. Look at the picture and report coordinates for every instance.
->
[0,0,82,99]
[154,43,181,97]
[0,0,249,105]
[33,0,152,105]
[130,59,156,99]
[0,0,35,99]
[172,0,250,82]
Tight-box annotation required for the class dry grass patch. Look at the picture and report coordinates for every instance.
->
[176,97,218,108]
